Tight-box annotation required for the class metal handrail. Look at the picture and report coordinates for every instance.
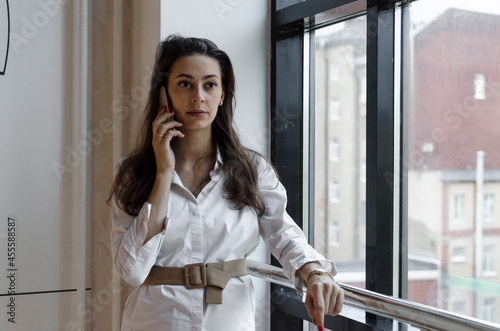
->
[246,259,500,331]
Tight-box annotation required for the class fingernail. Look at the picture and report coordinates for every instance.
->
[169,109,175,113]
[312,318,316,325]
[178,122,183,125]
[318,327,323,331]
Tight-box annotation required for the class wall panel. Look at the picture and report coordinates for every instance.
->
[0,0,89,329]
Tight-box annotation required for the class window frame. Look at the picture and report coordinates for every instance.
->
[270,0,404,329]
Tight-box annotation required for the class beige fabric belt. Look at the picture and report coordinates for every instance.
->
[142,258,247,304]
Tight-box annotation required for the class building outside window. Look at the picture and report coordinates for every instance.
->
[329,138,340,161]
[453,194,465,224]
[452,301,466,315]
[407,1,500,321]
[329,180,340,203]
[484,193,495,222]
[451,246,466,263]
[329,220,340,246]
[329,97,340,120]
[330,63,340,81]
[484,298,496,322]
[483,244,496,276]
[314,13,366,273]
[474,73,486,100]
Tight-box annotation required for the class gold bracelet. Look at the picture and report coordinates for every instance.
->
[306,268,335,285]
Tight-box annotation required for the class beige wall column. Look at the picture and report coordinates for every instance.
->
[91,1,160,330]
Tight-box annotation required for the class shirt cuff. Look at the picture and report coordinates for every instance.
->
[118,203,168,274]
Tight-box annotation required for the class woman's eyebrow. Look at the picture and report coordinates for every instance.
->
[175,73,220,80]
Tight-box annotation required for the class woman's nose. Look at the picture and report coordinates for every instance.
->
[192,85,205,103]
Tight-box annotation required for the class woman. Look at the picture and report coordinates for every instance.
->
[109,35,343,331]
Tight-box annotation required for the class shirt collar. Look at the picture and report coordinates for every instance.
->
[214,147,223,170]
[171,147,224,186]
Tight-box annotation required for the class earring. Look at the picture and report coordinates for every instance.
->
[220,100,223,106]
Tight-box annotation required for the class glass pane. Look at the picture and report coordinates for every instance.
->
[276,0,303,11]
[406,0,500,323]
[314,0,366,27]
[313,16,367,289]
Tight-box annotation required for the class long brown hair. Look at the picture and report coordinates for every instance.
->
[108,35,266,217]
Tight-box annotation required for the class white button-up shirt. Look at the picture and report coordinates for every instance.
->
[111,153,337,331]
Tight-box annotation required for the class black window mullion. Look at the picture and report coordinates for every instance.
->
[276,0,358,27]
[308,31,316,244]
[270,17,305,331]
[271,36,304,230]
[365,0,396,304]
[399,1,410,302]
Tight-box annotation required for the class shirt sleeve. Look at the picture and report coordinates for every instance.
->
[109,167,168,286]
[256,156,338,294]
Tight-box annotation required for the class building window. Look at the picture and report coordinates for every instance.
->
[421,142,434,154]
[329,220,340,246]
[451,246,466,263]
[483,245,496,276]
[474,73,486,100]
[329,138,340,161]
[452,301,466,315]
[453,194,465,224]
[329,97,340,120]
[329,180,340,203]
[484,298,496,323]
[330,63,340,81]
[484,193,494,222]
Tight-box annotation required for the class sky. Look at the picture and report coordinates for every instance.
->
[315,0,500,37]
[410,0,500,24]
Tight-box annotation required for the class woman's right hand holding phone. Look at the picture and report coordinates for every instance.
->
[151,106,184,175]
[145,106,184,243]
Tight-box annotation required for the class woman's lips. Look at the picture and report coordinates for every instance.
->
[187,111,207,117]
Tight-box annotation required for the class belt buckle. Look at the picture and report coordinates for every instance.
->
[184,263,207,289]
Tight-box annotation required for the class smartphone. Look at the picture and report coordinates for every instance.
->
[159,86,173,121]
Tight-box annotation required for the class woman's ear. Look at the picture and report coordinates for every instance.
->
[159,86,169,113]
[220,90,225,106]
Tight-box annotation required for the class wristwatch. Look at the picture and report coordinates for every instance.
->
[306,269,334,285]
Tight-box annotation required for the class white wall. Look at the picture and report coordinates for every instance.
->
[0,0,90,330]
[161,1,271,330]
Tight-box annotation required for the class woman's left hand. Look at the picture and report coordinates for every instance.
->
[299,263,344,330]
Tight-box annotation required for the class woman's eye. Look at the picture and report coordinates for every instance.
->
[206,82,217,88]
[179,81,191,88]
